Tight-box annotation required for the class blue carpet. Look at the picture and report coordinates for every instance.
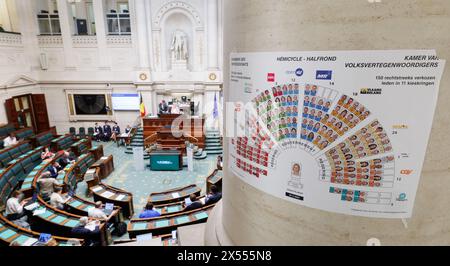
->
[76,142,218,219]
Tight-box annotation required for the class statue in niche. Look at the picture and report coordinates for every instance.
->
[170,30,189,62]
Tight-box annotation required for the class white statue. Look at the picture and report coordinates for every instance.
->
[170,30,188,61]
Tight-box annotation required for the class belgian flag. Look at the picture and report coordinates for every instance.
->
[140,93,147,117]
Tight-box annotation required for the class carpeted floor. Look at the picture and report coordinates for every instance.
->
[76,142,219,219]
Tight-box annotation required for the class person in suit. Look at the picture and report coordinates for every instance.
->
[58,151,75,169]
[94,123,103,142]
[111,122,121,143]
[71,217,101,246]
[182,194,204,212]
[46,161,62,178]
[3,133,18,148]
[102,121,112,142]
[159,100,169,114]
[205,185,222,206]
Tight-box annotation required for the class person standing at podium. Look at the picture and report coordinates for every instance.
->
[159,100,169,114]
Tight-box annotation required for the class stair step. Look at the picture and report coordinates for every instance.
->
[206,150,223,155]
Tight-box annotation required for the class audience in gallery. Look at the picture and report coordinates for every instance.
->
[3,132,18,148]
[139,202,161,219]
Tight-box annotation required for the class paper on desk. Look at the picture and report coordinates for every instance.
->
[33,207,46,216]
[100,157,109,160]
[22,238,38,246]
[25,202,39,211]
[116,194,126,201]
[92,186,102,192]
[171,193,181,199]
[101,191,115,199]
[85,222,97,232]
[200,198,205,205]
[86,169,96,174]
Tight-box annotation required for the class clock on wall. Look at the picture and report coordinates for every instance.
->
[139,73,148,81]
[209,73,217,81]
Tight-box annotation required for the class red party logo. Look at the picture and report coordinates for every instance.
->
[267,73,275,82]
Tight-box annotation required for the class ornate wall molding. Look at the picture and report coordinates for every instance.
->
[0,32,23,47]
[154,1,203,28]
[72,36,98,48]
[38,35,63,48]
[106,35,132,47]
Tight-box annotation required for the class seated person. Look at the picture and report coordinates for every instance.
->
[88,201,108,221]
[5,191,28,221]
[159,100,169,114]
[182,194,204,212]
[58,151,75,169]
[71,217,101,246]
[111,122,121,143]
[41,147,55,160]
[46,161,62,178]
[3,133,18,148]
[37,172,61,200]
[205,185,222,206]
[93,123,103,142]
[139,203,161,219]
[102,122,112,142]
[50,186,67,210]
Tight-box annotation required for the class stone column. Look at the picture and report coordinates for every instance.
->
[57,0,76,70]
[205,0,450,246]
[206,0,218,70]
[92,0,110,69]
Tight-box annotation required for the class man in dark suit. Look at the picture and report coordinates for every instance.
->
[182,194,204,212]
[58,151,75,169]
[71,217,101,246]
[102,121,112,142]
[205,185,222,206]
[159,100,169,114]
[46,161,62,178]
[94,123,103,142]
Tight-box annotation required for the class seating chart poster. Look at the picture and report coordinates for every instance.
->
[228,50,445,218]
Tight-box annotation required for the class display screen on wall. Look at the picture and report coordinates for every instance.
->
[111,93,140,111]
[228,50,445,219]
[74,94,108,115]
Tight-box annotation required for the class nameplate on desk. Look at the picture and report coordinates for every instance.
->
[171,193,181,199]
[100,157,109,160]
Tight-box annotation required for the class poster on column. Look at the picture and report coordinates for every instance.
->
[228,50,445,218]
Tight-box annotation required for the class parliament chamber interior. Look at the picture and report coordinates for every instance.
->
[1,0,450,249]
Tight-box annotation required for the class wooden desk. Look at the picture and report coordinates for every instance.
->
[207,170,223,192]
[90,155,114,180]
[91,183,134,219]
[65,195,123,224]
[70,138,92,157]
[26,197,110,246]
[84,168,100,196]
[0,215,85,246]
[89,145,104,161]
[148,184,201,205]
[127,205,215,238]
